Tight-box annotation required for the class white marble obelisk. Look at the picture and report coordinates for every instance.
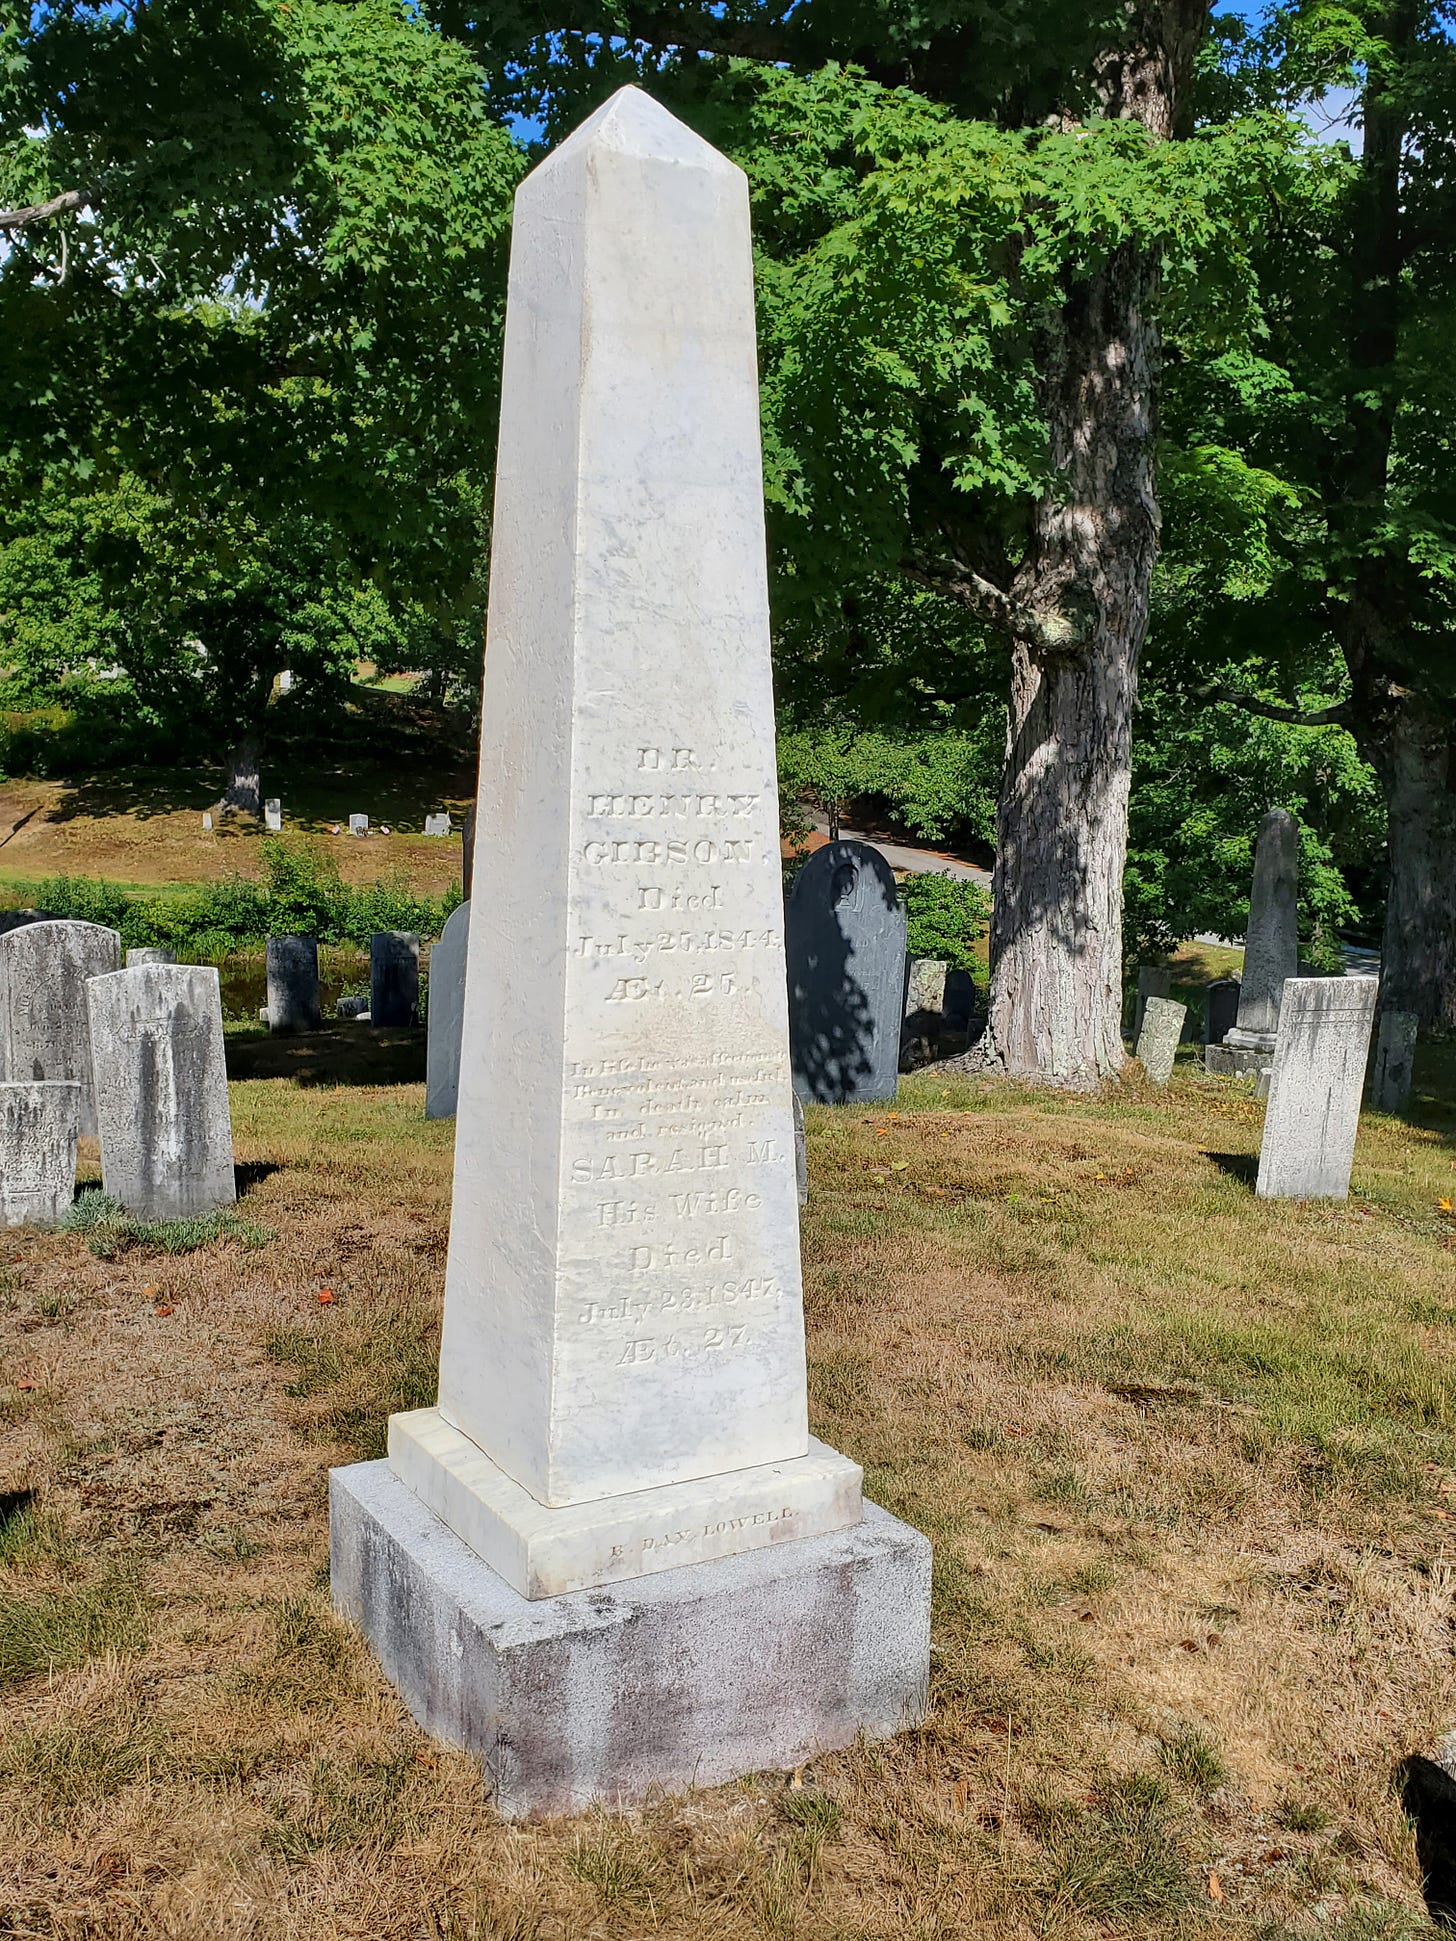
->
[332,88,928,1819]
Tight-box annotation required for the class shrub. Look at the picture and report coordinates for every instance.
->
[898,872,991,972]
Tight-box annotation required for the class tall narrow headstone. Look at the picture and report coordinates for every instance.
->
[86,966,236,1219]
[370,932,419,1026]
[424,901,469,1118]
[1209,809,1299,1078]
[0,1081,81,1225]
[264,798,283,833]
[943,967,977,1033]
[787,842,907,1103]
[330,88,928,1821]
[126,946,176,968]
[0,919,121,1136]
[1135,996,1185,1086]
[1370,1008,1418,1116]
[266,935,322,1033]
[1256,976,1378,1199]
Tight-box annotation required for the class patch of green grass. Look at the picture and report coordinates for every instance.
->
[1037,1775,1192,1926]
[0,1698,168,1807]
[1159,1723,1229,1795]
[0,1571,146,1689]
[266,1298,438,1459]
[1276,1794,1333,1833]
[568,1823,666,1911]
[264,1751,417,1859]
[63,1189,272,1259]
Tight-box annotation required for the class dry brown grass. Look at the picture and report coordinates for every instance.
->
[2,1051,1454,1939]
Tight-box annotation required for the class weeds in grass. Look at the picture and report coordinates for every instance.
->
[62,1189,272,1259]
[1159,1724,1229,1795]
[1037,1775,1192,1928]
[567,1822,664,1910]
[0,1569,145,1688]
[1277,1795,1333,1833]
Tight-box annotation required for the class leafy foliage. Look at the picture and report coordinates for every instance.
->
[898,871,991,970]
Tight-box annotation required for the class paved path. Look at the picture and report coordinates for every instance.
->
[808,819,992,889]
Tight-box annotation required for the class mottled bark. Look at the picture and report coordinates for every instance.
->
[222,736,262,818]
[1360,687,1456,1029]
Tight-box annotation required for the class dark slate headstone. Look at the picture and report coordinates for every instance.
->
[371,931,420,1027]
[425,901,469,1119]
[943,969,977,1032]
[266,935,322,1033]
[1205,976,1240,1047]
[786,841,906,1104]
[0,909,58,937]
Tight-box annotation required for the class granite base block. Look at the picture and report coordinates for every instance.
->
[1204,1042,1274,1080]
[330,1458,931,1821]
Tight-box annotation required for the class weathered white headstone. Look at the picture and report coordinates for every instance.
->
[87,965,236,1219]
[264,798,282,833]
[126,946,176,968]
[0,919,121,1136]
[1133,964,1171,1043]
[1256,976,1378,1199]
[349,813,369,836]
[1370,1008,1418,1116]
[905,957,947,1017]
[278,669,295,694]
[0,1081,81,1225]
[1135,995,1185,1086]
[424,901,468,1119]
[330,87,929,1821]
[201,812,214,832]
[424,812,452,838]
[266,934,322,1033]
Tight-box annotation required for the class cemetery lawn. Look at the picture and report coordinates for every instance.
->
[4,1044,1456,1938]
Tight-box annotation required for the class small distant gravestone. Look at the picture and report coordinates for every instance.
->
[336,994,370,1020]
[905,957,947,1017]
[1132,965,1172,1043]
[1205,976,1240,1051]
[87,965,236,1219]
[264,799,282,833]
[1136,996,1185,1086]
[0,1081,81,1226]
[425,902,469,1117]
[266,935,322,1033]
[126,947,176,968]
[1256,977,1379,1199]
[424,812,452,838]
[787,840,907,1104]
[1209,808,1299,1079]
[370,931,419,1026]
[201,812,214,833]
[0,919,122,1136]
[349,813,369,836]
[1370,1008,1418,1116]
[278,669,295,694]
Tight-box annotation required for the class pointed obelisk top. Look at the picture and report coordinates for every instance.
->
[533,83,741,181]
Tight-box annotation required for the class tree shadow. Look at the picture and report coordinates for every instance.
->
[1396,1756,1456,1927]
[225,1025,424,1087]
[234,1160,282,1196]
[787,842,906,1105]
[1202,1151,1260,1188]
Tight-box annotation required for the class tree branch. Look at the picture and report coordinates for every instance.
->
[905,550,1079,657]
[0,188,91,232]
[616,5,797,63]
[1192,680,1352,727]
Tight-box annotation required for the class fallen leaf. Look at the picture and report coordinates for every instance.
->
[16,1379,37,1392]
[952,1778,970,1811]
[154,1305,174,1318]
[891,1159,910,1172]
[318,1288,336,1305]
[788,1766,805,1791]
[142,1283,159,1297]
[1206,1633,1223,1648]
[1179,1638,1201,1651]
[1208,1872,1225,1904]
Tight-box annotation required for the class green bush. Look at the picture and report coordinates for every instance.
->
[898,872,991,973]
[12,838,460,958]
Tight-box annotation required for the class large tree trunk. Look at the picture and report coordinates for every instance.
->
[222,735,262,818]
[1361,690,1456,1028]
[974,243,1160,1083]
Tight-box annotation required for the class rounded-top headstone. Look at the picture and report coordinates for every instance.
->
[0,918,122,1135]
[370,931,420,1027]
[86,965,236,1220]
[787,841,907,1104]
[425,902,469,1118]
[1233,808,1299,1043]
[126,946,176,968]
[266,934,322,1033]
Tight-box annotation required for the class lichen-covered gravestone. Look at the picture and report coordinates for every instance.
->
[370,931,419,1026]
[1256,977,1379,1199]
[1132,965,1171,1043]
[266,935,322,1033]
[1208,809,1299,1079]
[126,947,176,968]
[0,919,121,1135]
[424,901,469,1119]
[786,841,907,1104]
[1370,1009,1418,1116]
[0,1081,81,1225]
[329,88,930,1822]
[86,965,236,1219]
[1135,996,1185,1086]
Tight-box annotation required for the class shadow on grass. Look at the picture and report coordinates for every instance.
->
[1202,1151,1260,1188]
[1396,1756,1456,1928]
[225,1025,424,1087]
[235,1160,282,1196]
